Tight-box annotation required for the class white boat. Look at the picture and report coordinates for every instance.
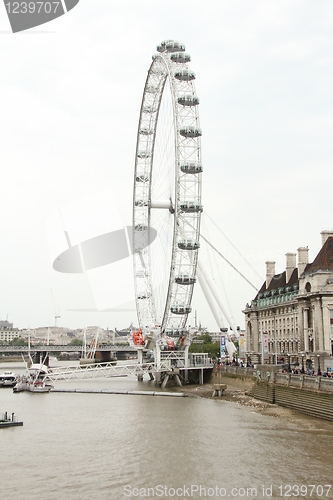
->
[28,362,53,392]
[27,379,52,393]
[14,331,54,393]
[13,363,53,393]
[0,371,17,388]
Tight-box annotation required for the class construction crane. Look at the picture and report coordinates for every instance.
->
[50,289,61,327]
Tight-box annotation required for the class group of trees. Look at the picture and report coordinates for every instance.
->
[189,331,239,360]
[8,337,28,346]
[189,332,220,359]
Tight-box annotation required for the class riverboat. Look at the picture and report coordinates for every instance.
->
[13,362,53,393]
[0,371,17,388]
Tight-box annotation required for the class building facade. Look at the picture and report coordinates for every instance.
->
[243,231,333,371]
[0,320,20,343]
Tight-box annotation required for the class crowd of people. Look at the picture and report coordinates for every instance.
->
[214,358,333,378]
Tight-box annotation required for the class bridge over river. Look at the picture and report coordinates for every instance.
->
[0,344,138,361]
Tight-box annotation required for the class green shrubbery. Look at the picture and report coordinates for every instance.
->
[8,337,28,346]
[189,332,220,359]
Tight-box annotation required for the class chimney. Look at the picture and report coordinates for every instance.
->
[266,261,275,289]
[321,230,333,247]
[297,246,309,276]
[286,252,296,283]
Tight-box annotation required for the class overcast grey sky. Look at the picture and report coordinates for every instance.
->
[1,1,332,331]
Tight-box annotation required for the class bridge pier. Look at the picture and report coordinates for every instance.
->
[199,368,204,385]
[212,384,227,397]
[160,369,182,388]
[161,374,169,388]
[155,371,161,385]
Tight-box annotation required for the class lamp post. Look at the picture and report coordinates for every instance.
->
[317,354,321,376]
[272,308,277,365]
[292,304,296,357]
[301,354,305,374]
[288,354,291,373]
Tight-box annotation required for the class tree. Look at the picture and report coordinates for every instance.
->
[189,332,220,359]
[9,337,28,346]
[68,338,83,346]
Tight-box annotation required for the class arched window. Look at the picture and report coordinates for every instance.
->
[305,282,311,293]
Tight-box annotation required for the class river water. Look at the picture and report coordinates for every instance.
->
[0,361,332,500]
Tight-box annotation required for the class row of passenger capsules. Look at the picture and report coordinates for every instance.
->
[134,40,203,320]
[159,41,201,307]
[160,40,201,317]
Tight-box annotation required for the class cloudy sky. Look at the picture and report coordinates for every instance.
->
[1,1,332,332]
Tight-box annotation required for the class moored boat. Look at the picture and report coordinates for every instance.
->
[0,411,23,428]
[0,371,17,388]
[13,362,53,393]
[27,379,52,393]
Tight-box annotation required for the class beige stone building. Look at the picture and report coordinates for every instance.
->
[243,230,333,372]
[0,327,20,343]
[0,320,20,343]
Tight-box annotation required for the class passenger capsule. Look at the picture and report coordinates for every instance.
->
[135,224,148,232]
[165,41,186,53]
[138,294,150,300]
[174,69,196,81]
[180,201,203,213]
[164,327,186,337]
[179,126,202,138]
[170,304,192,315]
[157,40,174,52]
[170,52,191,63]
[136,174,150,182]
[178,94,199,106]
[175,274,196,285]
[134,200,149,207]
[165,328,175,336]
[140,128,153,135]
[180,162,203,174]
[178,239,200,250]
[137,151,151,159]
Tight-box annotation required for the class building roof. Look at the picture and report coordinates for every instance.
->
[255,268,298,300]
[303,236,333,274]
[253,237,333,302]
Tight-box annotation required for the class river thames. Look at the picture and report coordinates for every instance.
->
[0,361,332,500]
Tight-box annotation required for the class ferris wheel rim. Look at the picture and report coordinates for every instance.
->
[133,40,202,337]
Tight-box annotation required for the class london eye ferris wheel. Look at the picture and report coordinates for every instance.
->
[133,40,203,340]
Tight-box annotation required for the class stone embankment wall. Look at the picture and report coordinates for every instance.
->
[249,377,333,422]
[275,372,333,393]
[217,366,257,378]
[210,366,333,421]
